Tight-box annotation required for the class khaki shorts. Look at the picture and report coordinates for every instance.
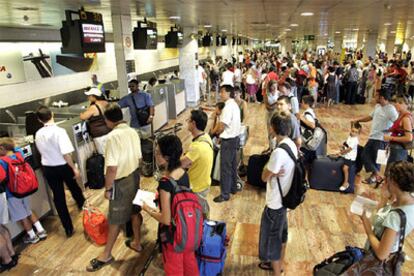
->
[108,170,140,225]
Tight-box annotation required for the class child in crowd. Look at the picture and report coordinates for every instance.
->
[0,138,47,244]
[209,102,225,138]
[337,122,362,191]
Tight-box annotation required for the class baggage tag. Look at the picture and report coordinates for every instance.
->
[376,149,389,165]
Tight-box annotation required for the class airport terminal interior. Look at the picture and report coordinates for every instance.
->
[0,0,414,275]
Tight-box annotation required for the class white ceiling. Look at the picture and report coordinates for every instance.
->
[0,0,413,42]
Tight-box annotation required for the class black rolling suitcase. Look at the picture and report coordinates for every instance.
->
[247,154,269,188]
[86,152,105,189]
[140,139,154,177]
[309,156,355,193]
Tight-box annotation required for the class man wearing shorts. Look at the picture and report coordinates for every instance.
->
[87,104,142,272]
[259,112,297,275]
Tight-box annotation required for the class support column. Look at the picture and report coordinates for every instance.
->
[357,32,365,51]
[334,35,343,54]
[281,38,292,56]
[386,35,396,56]
[179,27,200,106]
[365,32,378,60]
[111,14,134,98]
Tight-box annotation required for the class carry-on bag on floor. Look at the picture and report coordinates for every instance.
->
[313,246,365,276]
[197,220,227,276]
[247,154,269,188]
[309,156,355,193]
[86,152,105,189]
[83,204,109,245]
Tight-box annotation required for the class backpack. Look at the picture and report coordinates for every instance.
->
[169,178,204,253]
[197,220,228,276]
[302,112,327,151]
[276,144,307,210]
[313,246,365,276]
[0,152,38,198]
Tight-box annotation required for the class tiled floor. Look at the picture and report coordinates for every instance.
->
[7,102,414,276]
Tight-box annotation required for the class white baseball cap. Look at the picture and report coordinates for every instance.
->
[85,87,102,97]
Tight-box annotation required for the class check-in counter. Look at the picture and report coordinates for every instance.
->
[169,79,186,118]
[149,85,169,132]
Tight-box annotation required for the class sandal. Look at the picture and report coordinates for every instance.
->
[125,240,143,253]
[374,178,384,189]
[258,261,273,271]
[0,259,18,272]
[86,256,114,272]
[362,177,376,185]
[258,261,284,273]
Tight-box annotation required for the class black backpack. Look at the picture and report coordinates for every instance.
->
[313,246,365,276]
[276,143,307,210]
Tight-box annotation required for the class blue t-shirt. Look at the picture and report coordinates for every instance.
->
[118,91,154,129]
[0,148,24,199]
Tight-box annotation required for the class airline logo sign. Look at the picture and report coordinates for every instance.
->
[0,50,26,86]
[82,24,104,43]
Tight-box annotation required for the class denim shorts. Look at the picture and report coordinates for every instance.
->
[259,206,288,261]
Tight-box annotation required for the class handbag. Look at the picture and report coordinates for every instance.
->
[131,94,150,126]
[343,209,407,276]
[87,104,111,138]
[83,203,109,245]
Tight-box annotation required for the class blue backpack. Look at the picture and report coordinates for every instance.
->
[197,220,227,276]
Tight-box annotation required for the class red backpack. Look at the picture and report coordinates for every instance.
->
[167,177,204,253]
[1,152,38,198]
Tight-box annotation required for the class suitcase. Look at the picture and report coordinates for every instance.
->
[309,156,355,193]
[86,153,105,189]
[140,139,154,177]
[247,154,269,188]
[197,220,227,276]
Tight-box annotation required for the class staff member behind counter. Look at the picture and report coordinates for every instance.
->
[80,88,110,154]
[118,79,154,139]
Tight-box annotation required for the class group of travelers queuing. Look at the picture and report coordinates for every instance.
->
[1,47,414,275]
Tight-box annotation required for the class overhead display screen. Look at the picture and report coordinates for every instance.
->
[81,24,104,44]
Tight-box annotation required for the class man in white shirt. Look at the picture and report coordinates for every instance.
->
[213,85,241,203]
[259,112,298,275]
[35,106,85,238]
[221,63,235,87]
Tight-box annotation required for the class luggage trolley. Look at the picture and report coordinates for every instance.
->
[211,125,249,191]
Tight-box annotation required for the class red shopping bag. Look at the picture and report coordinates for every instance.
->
[83,206,108,245]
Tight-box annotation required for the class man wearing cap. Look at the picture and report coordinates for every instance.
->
[118,79,154,139]
[80,88,110,154]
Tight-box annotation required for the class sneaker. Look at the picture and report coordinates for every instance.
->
[23,235,40,244]
[37,230,48,240]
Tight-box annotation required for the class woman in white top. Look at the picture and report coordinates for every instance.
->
[344,161,414,275]
[244,65,259,103]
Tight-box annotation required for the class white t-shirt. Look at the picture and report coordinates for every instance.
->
[35,123,75,166]
[266,138,298,210]
[289,92,300,115]
[343,136,359,161]
[238,54,244,63]
[246,72,256,84]
[198,66,206,84]
[234,68,242,83]
[220,98,241,139]
[222,70,235,87]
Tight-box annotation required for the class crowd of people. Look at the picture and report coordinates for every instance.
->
[0,48,414,275]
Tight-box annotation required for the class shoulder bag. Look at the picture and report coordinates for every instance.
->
[343,209,407,276]
[131,94,150,126]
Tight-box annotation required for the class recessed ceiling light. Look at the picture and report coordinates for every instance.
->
[384,22,392,26]
[301,12,314,16]
[285,28,291,31]
[222,29,227,32]
[352,28,359,31]
[169,16,180,20]
[335,31,341,34]
[204,24,212,28]
[390,31,396,34]
[290,23,298,27]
